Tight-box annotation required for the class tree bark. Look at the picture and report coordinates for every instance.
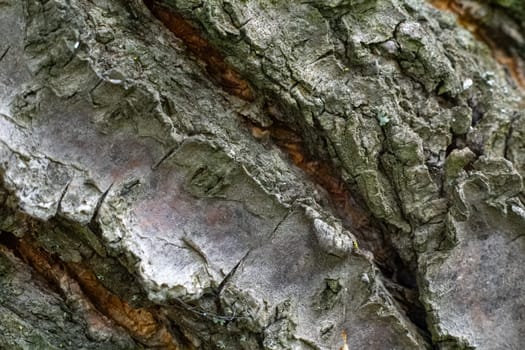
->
[1,0,524,349]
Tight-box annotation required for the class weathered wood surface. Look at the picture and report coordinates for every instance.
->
[0,0,524,349]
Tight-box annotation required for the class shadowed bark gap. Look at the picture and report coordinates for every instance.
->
[0,230,184,350]
[144,0,255,101]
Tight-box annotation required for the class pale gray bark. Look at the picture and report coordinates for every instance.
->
[0,0,524,349]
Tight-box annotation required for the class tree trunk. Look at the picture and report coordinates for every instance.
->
[1,0,524,349]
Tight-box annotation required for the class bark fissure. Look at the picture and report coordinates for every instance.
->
[88,183,113,232]
[0,229,183,349]
[144,0,255,101]
[0,45,10,63]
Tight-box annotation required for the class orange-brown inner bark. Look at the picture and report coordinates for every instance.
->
[11,235,180,350]
[144,0,255,101]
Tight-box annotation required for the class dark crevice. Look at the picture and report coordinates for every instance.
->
[435,91,461,109]
[466,141,484,158]
[0,45,10,63]
[215,250,250,296]
[503,111,520,161]
[467,97,485,127]
[0,225,183,349]
[0,230,23,261]
[152,145,179,170]
[88,183,113,236]
[445,139,457,158]
[372,225,431,340]
[56,180,71,214]
[445,134,467,157]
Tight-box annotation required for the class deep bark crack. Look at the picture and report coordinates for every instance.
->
[0,45,10,63]
[144,0,255,101]
[0,230,183,349]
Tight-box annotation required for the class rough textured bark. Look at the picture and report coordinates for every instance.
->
[0,0,524,349]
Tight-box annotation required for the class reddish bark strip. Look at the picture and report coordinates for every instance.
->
[144,0,255,101]
[9,236,181,349]
[251,122,371,230]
